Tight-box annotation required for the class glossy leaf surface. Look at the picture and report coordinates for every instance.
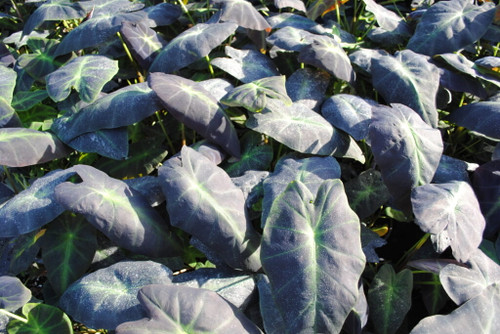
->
[261,179,365,333]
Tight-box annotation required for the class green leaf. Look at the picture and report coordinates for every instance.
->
[368,265,413,334]
[41,214,97,296]
[223,131,273,177]
[16,38,63,81]
[7,303,73,334]
[11,90,49,111]
[46,55,118,103]
[261,179,366,333]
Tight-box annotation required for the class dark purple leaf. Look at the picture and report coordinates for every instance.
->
[448,101,500,140]
[148,73,240,157]
[120,21,166,70]
[286,68,330,111]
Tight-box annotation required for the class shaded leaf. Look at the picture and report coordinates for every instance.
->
[261,179,365,333]
[223,131,273,177]
[41,214,97,296]
[306,0,337,21]
[369,103,443,212]
[0,275,31,311]
[59,260,173,330]
[7,303,73,334]
[54,165,182,258]
[66,127,129,160]
[16,38,62,81]
[221,75,292,112]
[159,146,262,271]
[150,22,237,73]
[372,50,440,128]
[246,99,349,156]
[298,35,355,84]
[475,56,500,78]
[411,181,485,262]
[407,0,495,56]
[23,0,88,35]
[115,284,263,334]
[211,46,280,83]
[0,230,41,276]
[368,265,413,334]
[11,90,49,111]
[432,155,470,183]
[447,101,500,140]
[286,68,330,111]
[361,225,387,263]
[473,160,500,238]
[0,168,76,238]
[46,55,118,103]
[345,169,390,219]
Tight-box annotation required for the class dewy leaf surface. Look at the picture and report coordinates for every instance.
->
[0,168,76,238]
[261,179,365,333]
[407,0,495,56]
[369,104,443,212]
[59,260,173,330]
[372,50,440,128]
[149,22,238,73]
[46,55,118,103]
[411,181,485,262]
[148,73,241,157]
[54,165,182,258]
[115,284,263,334]
[159,146,262,272]
[246,99,348,156]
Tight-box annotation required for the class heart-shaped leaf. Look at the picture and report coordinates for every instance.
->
[368,265,413,334]
[214,0,271,30]
[0,168,76,238]
[159,146,262,271]
[345,169,390,219]
[407,0,495,56]
[221,75,292,112]
[369,103,443,212]
[7,303,73,334]
[54,164,182,258]
[115,284,263,334]
[150,22,237,73]
[0,275,31,311]
[148,73,240,157]
[411,181,485,262]
[246,99,349,156]
[211,46,279,83]
[371,50,440,128]
[298,35,355,84]
[59,260,173,330]
[46,55,118,103]
[261,179,365,333]
[41,214,97,296]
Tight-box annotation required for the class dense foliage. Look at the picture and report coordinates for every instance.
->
[0,0,499,333]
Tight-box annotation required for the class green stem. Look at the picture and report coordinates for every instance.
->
[396,233,430,269]
[177,0,196,26]
[3,166,19,194]
[116,32,144,82]
[155,112,176,154]
[10,0,23,22]
[0,309,28,323]
[205,55,215,78]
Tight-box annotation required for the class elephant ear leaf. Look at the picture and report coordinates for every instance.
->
[0,65,16,126]
[120,21,166,70]
[148,73,241,157]
[115,284,263,334]
[149,22,238,73]
[159,146,262,272]
[214,0,271,31]
[368,103,443,212]
[7,303,73,334]
[368,265,413,334]
[54,164,182,258]
[0,275,31,311]
[261,179,365,333]
[447,101,500,141]
[407,0,495,56]
[411,181,485,263]
[46,55,118,103]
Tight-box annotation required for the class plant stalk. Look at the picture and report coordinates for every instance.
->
[0,309,28,323]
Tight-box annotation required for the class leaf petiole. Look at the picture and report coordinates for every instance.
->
[0,309,28,323]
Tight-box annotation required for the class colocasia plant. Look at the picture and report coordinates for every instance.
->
[0,0,499,333]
